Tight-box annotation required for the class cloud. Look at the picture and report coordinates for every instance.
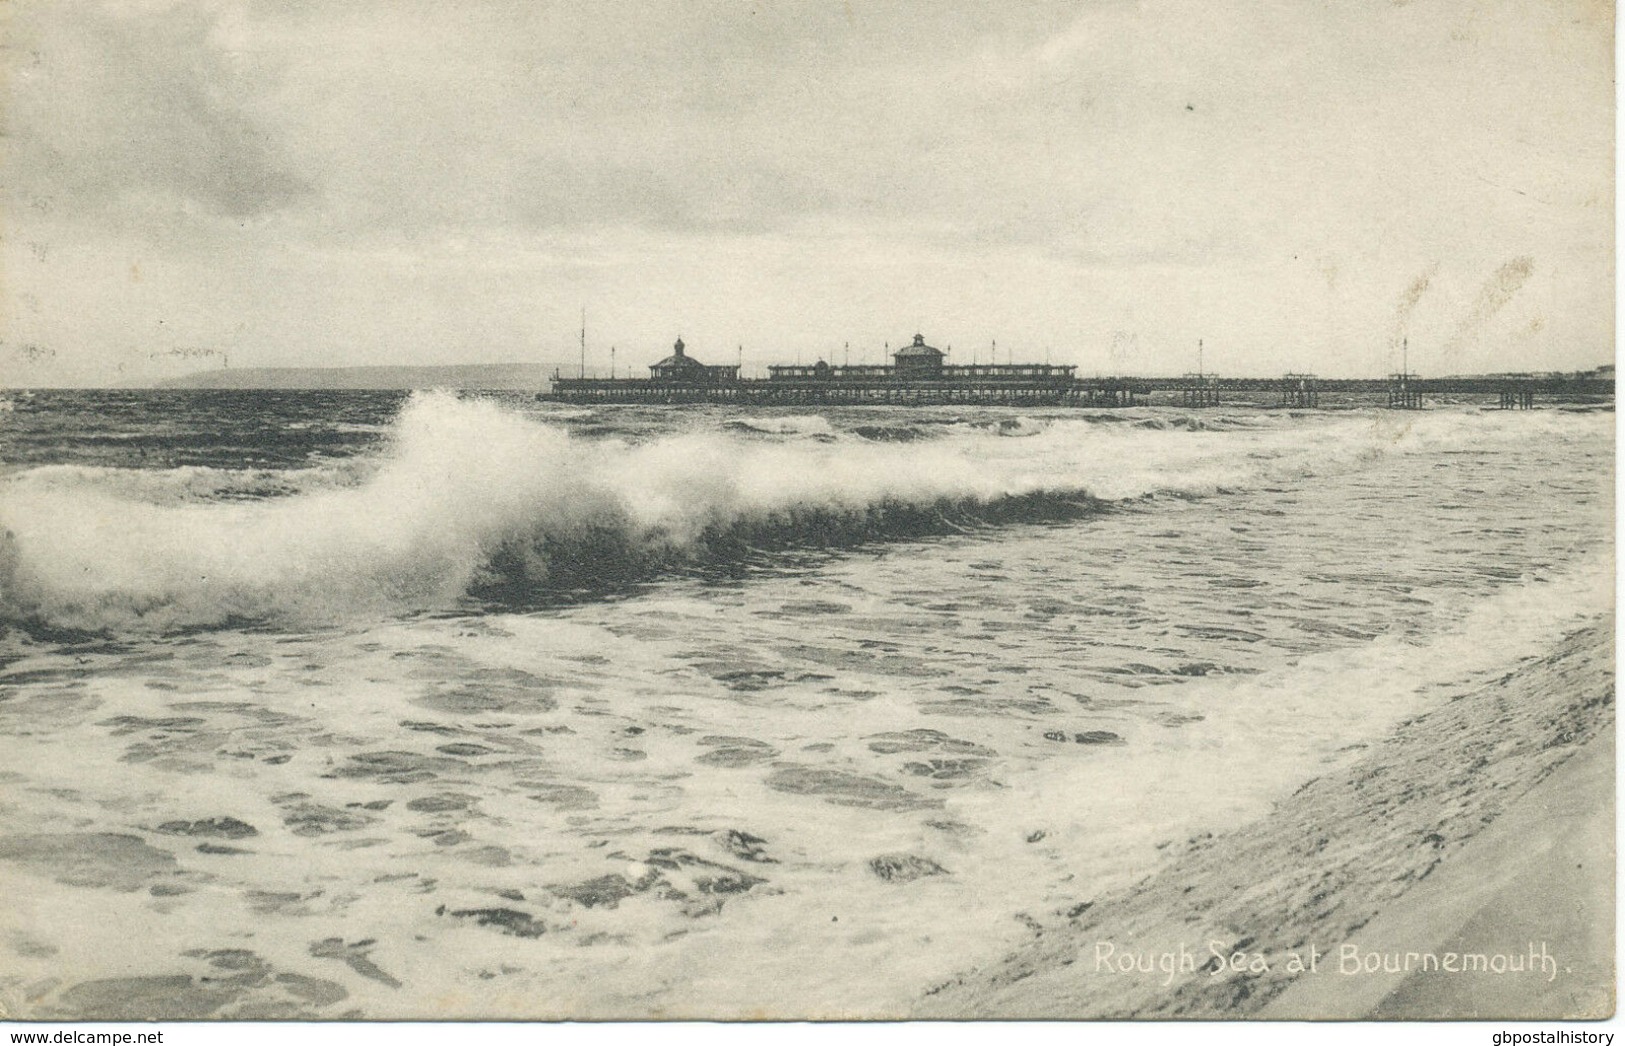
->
[4,0,313,227]
[0,0,1612,385]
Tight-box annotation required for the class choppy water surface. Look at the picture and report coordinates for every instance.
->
[0,390,1611,1018]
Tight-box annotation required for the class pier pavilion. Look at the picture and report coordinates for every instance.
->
[647,338,739,385]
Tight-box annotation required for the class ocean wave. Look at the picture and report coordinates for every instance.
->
[0,392,1602,634]
[851,424,932,443]
[722,415,838,439]
[1131,414,1251,432]
[962,416,1052,438]
[1,461,373,505]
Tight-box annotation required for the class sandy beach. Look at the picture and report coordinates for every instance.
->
[918,614,1615,1019]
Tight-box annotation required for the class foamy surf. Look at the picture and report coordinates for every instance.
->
[0,392,1606,633]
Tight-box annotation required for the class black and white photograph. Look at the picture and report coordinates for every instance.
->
[0,0,1614,1029]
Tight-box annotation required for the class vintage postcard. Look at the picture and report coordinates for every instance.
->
[0,0,1613,1028]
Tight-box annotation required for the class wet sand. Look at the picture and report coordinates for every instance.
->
[917,615,1615,1019]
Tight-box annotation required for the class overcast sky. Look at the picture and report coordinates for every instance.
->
[1,0,1613,385]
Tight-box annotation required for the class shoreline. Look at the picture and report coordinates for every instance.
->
[917,614,1615,1019]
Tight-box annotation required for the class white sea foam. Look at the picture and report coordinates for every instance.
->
[0,392,1605,632]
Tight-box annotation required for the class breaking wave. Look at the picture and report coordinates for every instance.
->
[0,391,1596,634]
[722,415,837,439]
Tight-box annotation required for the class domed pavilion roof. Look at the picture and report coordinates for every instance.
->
[652,337,708,370]
[893,334,945,358]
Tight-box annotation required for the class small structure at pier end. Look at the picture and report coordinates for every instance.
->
[892,333,946,380]
[647,338,740,385]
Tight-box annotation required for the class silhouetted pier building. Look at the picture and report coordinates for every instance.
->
[893,333,946,380]
[648,338,739,384]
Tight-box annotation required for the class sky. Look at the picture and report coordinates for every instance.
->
[0,0,1614,385]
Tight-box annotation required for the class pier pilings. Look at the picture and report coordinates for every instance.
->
[1180,374,1221,407]
[1387,373,1423,410]
[1498,384,1535,410]
[1280,374,1319,408]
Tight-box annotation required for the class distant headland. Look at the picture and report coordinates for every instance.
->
[157,363,550,391]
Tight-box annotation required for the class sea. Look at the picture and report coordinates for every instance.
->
[0,389,1612,1020]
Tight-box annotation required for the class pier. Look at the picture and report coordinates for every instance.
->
[543,335,1613,409]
